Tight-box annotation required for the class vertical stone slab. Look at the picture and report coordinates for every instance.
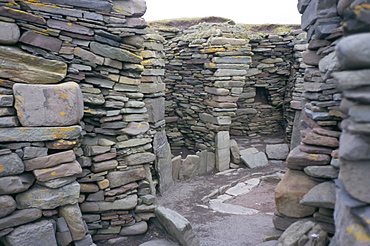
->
[215,131,230,172]
[153,129,173,193]
[144,97,165,123]
[59,203,87,241]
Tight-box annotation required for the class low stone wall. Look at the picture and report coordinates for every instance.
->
[0,0,167,245]
[274,0,370,244]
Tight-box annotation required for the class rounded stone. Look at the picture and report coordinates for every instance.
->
[0,21,20,44]
[336,33,370,70]
[119,221,148,236]
[0,195,16,218]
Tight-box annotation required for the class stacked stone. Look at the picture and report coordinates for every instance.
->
[273,0,355,239]
[330,2,370,245]
[0,0,160,244]
[234,31,307,138]
[156,23,306,175]
[157,23,253,172]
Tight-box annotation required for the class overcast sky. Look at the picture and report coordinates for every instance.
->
[144,0,302,24]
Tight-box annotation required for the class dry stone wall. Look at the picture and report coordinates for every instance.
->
[275,0,370,245]
[154,23,306,177]
[0,0,168,245]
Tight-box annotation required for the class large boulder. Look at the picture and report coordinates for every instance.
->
[275,170,319,218]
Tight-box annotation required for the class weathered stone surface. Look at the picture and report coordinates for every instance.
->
[230,139,241,164]
[0,208,42,230]
[90,41,142,63]
[172,156,181,181]
[0,116,18,127]
[107,168,146,188]
[155,206,201,246]
[59,203,87,241]
[20,30,62,52]
[340,159,370,204]
[339,132,370,161]
[179,155,199,179]
[301,130,339,148]
[33,160,82,182]
[302,50,321,66]
[275,170,319,218]
[125,152,155,165]
[0,21,20,44]
[16,181,80,209]
[112,0,147,17]
[24,150,76,171]
[0,46,67,84]
[277,221,328,246]
[0,173,34,195]
[153,129,174,193]
[91,158,117,172]
[0,6,46,25]
[300,181,336,209]
[35,0,112,11]
[144,97,165,123]
[14,82,84,127]
[119,122,149,135]
[47,19,93,35]
[333,69,370,90]
[215,131,230,171]
[104,182,138,197]
[119,221,148,235]
[23,147,48,160]
[37,176,76,189]
[4,219,57,246]
[0,195,16,219]
[336,33,370,70]
[304,165,339,179]
[0,153,24,177]
[240,149,268,168]
[115,138,152,149]
[0,126,82,142]
[286,146,331,170]
[266,144,289,160]
[80,195,137,212]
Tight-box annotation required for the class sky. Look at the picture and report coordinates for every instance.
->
[143,0,302,24]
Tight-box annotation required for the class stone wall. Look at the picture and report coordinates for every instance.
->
[275,0,370,245]
[154,24,306,176]
[0,0,167,245]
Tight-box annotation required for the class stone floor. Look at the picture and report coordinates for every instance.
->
[98,134,288,246]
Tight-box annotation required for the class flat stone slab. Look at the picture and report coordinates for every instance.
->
[0,126,82,142]
[209,201,259,215]
[139,239,179,246]
[4,219,57,246]
[80,194,137,212]
[16,181,80,210]
[0,46,66,84]
[155,206,201,246]
[24,150,76,171]
[14,82,83,127]
[240,149,268,168]
[0,208,42,230]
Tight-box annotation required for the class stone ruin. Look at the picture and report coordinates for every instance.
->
[0,0,369,245]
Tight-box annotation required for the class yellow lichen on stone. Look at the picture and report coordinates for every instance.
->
[347,224,370,242]
[0,165,3,170]
[51,171,56,176]
[60,112,65,116]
